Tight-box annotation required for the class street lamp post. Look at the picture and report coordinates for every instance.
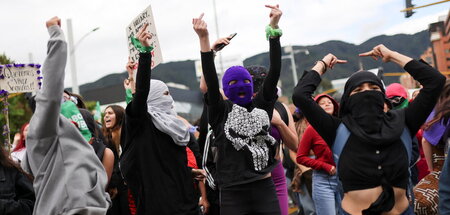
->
[66,18,99,94]
[282,45,309,86]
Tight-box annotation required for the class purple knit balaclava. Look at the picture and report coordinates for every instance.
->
[222,66,253,106]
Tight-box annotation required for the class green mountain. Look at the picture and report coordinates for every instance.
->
[244,30,429,97]
[80,30,429,98]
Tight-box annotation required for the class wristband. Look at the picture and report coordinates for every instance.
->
[265,25,283,40]
[131,37,154,53]
[315,60,327,73]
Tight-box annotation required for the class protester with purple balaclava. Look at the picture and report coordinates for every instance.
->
[193,4,283,214]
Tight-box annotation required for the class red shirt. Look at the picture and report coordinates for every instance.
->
[297,125,335,173]
[186,147,198,169]
[416,129,430,180]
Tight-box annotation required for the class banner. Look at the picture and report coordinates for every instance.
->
[0,64,42,93]
[126,5,163,69]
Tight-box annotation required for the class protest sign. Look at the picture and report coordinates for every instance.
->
[0,64,42,93]
[126,5,163,71]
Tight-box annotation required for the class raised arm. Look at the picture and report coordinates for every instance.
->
[199,37,232,94]
[128,23,153,117]
[28,17,67,139]
[359,44,446,134]
[124,58,137,104]
[403,60,445,133]
[292,54,345,145]
[193,14,222,106]
[260,5,282,102]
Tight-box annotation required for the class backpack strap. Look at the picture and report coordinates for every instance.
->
[332,123,351,172]
[274,101,289,126]
[399,127,416,205]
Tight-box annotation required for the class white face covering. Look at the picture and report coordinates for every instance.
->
[147,80,190,146]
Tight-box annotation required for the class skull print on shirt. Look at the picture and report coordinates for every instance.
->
[224,104,276,171]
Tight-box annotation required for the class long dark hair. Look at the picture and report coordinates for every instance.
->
[102,105,125,153]
[424,79,450,130]
[1,145,33,180]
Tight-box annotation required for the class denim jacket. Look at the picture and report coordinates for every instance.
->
[0,165,34,214]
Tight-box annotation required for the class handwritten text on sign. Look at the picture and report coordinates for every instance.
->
[0,65,41,93]
[126,5,162,69]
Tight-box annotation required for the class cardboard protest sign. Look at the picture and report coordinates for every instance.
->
[126,5,163,70]
[0,64,42,93]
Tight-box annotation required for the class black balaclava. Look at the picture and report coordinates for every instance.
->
[340,71,385,117]
[340,71,404,143]
[246,65,268,94]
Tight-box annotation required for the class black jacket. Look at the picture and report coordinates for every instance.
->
[0,165,35,215]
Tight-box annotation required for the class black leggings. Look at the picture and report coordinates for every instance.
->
[220,177,281,215]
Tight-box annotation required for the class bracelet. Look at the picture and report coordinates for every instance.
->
[315,60,327,72]
[131,37,154,53]
[265,25,283,40]
[127,77,134,82]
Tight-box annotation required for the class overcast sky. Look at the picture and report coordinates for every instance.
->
[1,0,448,88]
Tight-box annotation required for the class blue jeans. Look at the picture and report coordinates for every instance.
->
[312,170,342,215]
[297,182,316,215]
[342,205,414,215]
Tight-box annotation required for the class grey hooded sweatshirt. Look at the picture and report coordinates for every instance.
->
[21,25,111,215]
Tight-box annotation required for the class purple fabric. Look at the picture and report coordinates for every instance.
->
[270,125,281,142]
[222,66,253,106]
[270,126,288,215]
[424,110,450,146]
[271,162,289,215]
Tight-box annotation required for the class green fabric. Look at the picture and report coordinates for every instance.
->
[394,99,409,110]
[131,37,154,53]
[125,88,133,104]
[265,25,283,40]
[60,101,92,142]
[94,101,102,121]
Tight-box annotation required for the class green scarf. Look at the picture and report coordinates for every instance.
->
[60,101,92,142]
[393,99,409,110]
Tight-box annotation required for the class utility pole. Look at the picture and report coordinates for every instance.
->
[282,46,309,86]
[66,19,100,95]
[67,19,79,94]
[212,0,224,77]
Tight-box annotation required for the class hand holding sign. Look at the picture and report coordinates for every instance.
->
[136,23,151,47]
[126,5,162,68]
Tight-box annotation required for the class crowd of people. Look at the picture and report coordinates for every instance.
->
[1,5,449,215]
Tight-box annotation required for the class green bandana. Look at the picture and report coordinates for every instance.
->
[394,99,409,110]
[131,37,154,53]
[60,101,92,142]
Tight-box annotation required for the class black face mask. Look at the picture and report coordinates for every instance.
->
[346,90,385,134]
